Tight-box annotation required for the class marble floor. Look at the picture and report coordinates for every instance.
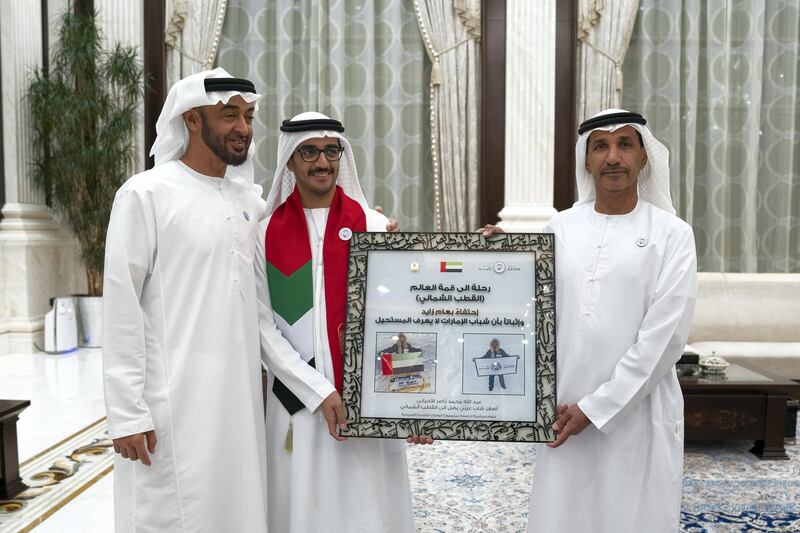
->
[0,349,111,532]
[2,349,798,532]
[1,349,106,463]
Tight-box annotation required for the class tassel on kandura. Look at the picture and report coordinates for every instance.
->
[284,421,293,452]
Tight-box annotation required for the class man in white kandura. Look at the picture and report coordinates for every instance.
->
[255,112,431,533]
[531,109,697,532]
[482,109,697,532]
[102,69,268,532]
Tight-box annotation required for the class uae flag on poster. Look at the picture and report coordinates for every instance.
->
[440,261,463,272]
[381,352,425,375]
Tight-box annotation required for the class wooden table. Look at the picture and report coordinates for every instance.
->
[680,363,800,460]
[0,399,30,498]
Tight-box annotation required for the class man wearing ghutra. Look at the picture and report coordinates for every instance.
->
[522,109,698,532]
[102,68,268,532]
[254,112,429,533]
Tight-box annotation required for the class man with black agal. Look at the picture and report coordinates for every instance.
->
[482,108,697,533]
[530,109,696,533]
[102,68,269,532]
[255,112,432,533]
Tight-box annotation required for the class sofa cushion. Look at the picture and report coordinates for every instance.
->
[689,273,800,343]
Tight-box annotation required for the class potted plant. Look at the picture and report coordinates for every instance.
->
[28,6,142,347]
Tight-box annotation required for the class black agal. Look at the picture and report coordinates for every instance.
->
[204,77,257,93]
[280,118,345,133]
[578,112,646,135]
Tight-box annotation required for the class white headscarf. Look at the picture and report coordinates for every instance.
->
[149,67,261,184]
[575,108,675,214]
[264,111,368,217]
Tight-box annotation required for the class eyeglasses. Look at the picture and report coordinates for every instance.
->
[294,145,344,162]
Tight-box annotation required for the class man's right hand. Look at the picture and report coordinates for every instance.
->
[321,391,348,442]
[112,430,157,466]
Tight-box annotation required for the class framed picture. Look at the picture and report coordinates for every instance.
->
[340,232,556,442]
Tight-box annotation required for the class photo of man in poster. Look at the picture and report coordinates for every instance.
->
[479,338,510,391]
[463,333,527,396]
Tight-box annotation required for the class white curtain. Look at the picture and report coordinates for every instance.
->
[623,1,800,273]
[577,0,640,120]
[165,0,228,87]
[415,0,480,232]
[216,0,433,231]
[454,0,481,40]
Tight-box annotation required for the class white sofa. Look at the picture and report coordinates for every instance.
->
[687,273,800,380]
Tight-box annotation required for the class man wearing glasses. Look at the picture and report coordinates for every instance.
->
[254,112,431,533]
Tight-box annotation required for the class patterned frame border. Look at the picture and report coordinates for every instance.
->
[340,232,556,442]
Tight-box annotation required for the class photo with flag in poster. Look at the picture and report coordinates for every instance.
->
[374,332,437,393]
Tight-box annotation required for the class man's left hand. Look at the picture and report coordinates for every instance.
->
[406,435,434,445]
[375,206,399,232]
[476,224,504,237]
[547,403,591,448]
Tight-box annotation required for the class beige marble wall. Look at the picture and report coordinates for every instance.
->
[0,205,87,354]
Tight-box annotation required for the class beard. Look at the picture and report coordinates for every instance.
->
[200,119,251,166]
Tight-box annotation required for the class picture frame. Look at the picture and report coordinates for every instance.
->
[340,232,556,442]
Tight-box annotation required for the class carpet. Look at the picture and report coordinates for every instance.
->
[407,414,800,532]
[0,418,113,533]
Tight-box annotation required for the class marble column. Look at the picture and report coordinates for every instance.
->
[0,0,86,355]
[496,0,558,232]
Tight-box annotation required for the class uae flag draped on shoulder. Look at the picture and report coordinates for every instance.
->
[262,112,380,413]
